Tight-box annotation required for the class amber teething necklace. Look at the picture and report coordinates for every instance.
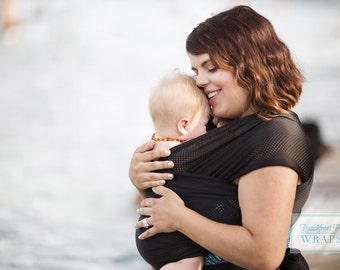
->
[151,133,185,143]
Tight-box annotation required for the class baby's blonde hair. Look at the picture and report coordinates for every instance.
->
[149,71,207,131]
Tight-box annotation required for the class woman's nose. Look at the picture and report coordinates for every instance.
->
[195,73,208,88]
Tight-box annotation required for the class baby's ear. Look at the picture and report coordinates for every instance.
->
[177,118,190,135]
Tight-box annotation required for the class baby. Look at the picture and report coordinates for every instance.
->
[137,70,210,270]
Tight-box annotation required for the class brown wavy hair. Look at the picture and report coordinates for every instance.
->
[186,5,304,120]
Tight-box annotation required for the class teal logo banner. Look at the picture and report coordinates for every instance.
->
[290,213,340,253]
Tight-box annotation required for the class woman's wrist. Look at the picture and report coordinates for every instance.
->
[173,205,196,232]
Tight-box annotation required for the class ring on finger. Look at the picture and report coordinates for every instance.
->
[142,217,150,229]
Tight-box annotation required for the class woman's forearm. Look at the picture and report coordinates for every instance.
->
[174,167,297,269]
[175,206,285,270]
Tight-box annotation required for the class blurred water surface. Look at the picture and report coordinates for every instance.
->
[0,0,339,269]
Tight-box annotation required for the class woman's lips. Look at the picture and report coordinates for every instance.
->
[207,90,220,104]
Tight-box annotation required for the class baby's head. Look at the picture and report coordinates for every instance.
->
[149,71,210,141]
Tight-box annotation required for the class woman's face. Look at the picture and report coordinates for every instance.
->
[188,53,253,121]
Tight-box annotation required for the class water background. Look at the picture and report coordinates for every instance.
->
[0,0,339,269]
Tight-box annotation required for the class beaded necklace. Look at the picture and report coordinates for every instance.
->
[151,133,185,143]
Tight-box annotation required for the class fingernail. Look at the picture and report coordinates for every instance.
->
[136,208,140,213]
[138,235,143,240]
[167,174,173,179]
[167,161,174,168]
[160,180,166,185]
[164,150,171,155]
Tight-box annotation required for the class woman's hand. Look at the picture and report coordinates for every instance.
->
[135,186,186,239]
[129,141,174,190]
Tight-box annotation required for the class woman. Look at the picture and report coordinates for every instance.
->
[130,6,313,270]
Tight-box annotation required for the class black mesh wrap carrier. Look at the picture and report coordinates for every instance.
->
[136,112,314,270]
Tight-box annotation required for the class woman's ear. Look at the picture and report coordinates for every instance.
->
[177,118,190,135]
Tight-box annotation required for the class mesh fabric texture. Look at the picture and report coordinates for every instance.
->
[136,112,314,269]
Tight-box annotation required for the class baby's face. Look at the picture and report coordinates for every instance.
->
[185,102,211,140]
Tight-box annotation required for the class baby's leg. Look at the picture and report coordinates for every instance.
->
[160,256,203,270]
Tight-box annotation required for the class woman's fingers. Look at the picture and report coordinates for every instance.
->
[133,165,174,189]
[135,187,183,239]
[140,159,174,176]
[133,140,156,155]
[129,142,174,189]
[151,185,169,196]
[138,227,158,240]
[135,212,159,240]
[142,179,166,189]
[137,217,152,229]
[133,141,171,163]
